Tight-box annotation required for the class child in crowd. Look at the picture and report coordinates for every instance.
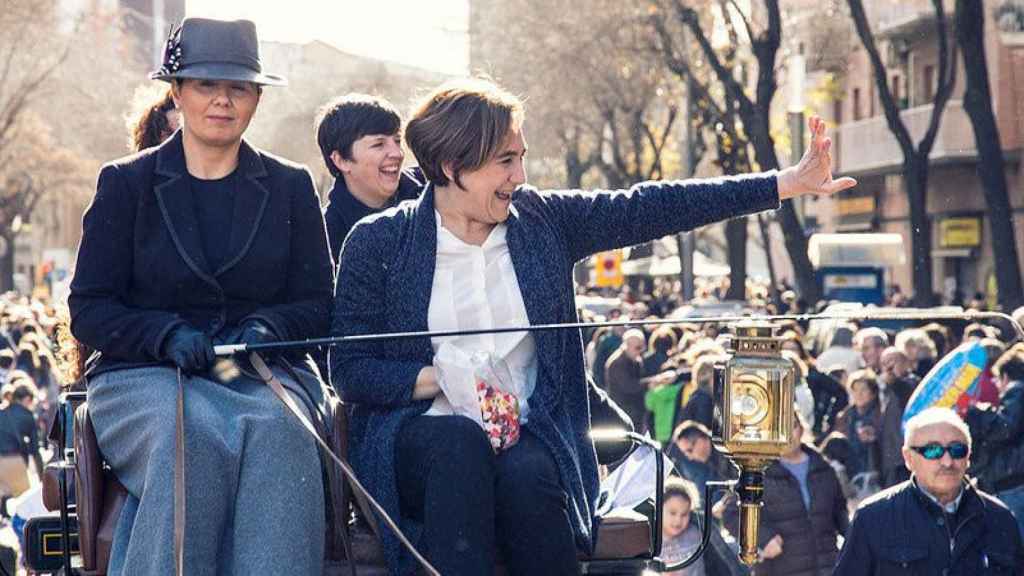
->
[661,477,705,576]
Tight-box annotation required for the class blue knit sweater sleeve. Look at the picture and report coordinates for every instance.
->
[533,172,779,263]
[329,216,425,407]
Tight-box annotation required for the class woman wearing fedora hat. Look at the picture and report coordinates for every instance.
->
[69,18,332,575]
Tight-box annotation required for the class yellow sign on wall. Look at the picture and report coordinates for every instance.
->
[837,195,875,217]
[594,251,623,288]
[940,217,981,248]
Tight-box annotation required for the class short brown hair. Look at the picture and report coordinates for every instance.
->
[992,344,1024,382]
[405,77,524,189]
[848,369,880,396]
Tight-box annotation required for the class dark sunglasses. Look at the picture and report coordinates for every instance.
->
[909,442,969,461]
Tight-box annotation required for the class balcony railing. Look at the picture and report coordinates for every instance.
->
[837,100,976,175]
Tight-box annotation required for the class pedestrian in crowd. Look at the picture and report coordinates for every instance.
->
[644,326,677,377]
[0,351,13,385]
[963,322,997,342]
[316,93,426,264]
[815,324,861,376]
[677,354,718,431]
[68,18,333,574]
[645,368,683,444]
[0,380,40,499]
[894,327,938,379]
[833,408,1024,574]
[585,326,608,377]
[854,327,888,375]
[661,477,706,576]
[127,86,180,151]
[667,420,734,499]
[1014,306,1024,334]
[779,331,848,442]
[877,347,919,488]
[968,337,1007,409]
[824,365,848,389]
[921,322,952,362]
[593,324,625,388]
[605,328,649,433]
[330,76,853,574]
[966,344,1024,540]
[723,411,848,576]
[782,350,822,442]
[833,369,882,494]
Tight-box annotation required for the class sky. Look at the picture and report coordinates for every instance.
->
[185,0,469,75]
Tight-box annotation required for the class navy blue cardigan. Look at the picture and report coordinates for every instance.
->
[330,174,780,573]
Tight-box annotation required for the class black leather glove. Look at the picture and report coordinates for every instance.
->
[233,319,279,348]
[162,326,215,374]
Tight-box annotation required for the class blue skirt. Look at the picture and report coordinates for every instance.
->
[88,365,325,575]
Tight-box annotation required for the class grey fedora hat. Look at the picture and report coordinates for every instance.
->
[149,18,286,86]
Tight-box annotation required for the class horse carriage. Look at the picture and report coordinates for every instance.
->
[21,309,1017,575]
[21,365,679,575]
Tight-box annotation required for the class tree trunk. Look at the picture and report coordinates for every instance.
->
[757,214,781,307]
[747,123,821,305]
[906,158,936,305]
[566,150,588,189]
[955,0,1024,311]
[0,233,13,293]
[847,0,956,307]
[725,217,747,300]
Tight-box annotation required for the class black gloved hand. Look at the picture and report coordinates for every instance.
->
[162,326,215,374]
[232,319,278,348]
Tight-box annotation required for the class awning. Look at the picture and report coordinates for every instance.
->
[931,248,975,259]
[620,252,731,277]
[808,233,906,267]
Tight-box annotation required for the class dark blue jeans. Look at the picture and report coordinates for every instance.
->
[396,415,580,576]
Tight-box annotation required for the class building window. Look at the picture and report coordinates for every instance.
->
[853,87,862,121]
[922,65,935,103]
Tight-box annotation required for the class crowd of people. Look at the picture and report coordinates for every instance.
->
[581,279,1024,574]
[0,13,1017,576]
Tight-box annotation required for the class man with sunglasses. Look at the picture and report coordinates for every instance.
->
[833,408,1023,575]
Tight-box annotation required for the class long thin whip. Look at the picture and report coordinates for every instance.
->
[213,309,1022,356]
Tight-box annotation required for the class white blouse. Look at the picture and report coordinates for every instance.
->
[425,212,538,421]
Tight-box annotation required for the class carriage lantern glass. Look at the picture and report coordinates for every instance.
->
[712,321,795,565]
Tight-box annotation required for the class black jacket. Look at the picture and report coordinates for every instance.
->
[723,446,848,576]
[833,478,1024,575]
[69,132,334,377]
[968,380,1024,493]
[878,375,918,488]
[678,387,714,431]
[322,167,424,266]
[807,367,848,441]
[0,403,39,463]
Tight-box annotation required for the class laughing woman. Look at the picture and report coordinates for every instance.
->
[331,77,855,575]
[69,19,333,575]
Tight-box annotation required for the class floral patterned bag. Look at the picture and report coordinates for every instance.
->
[434,344,521,452]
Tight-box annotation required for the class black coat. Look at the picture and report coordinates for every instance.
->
[968,380,1024,493]
[69,132,334,376]
[723,446,848,576]
[322,167,424,266]
[833,479,1024,575]
[807,367,847,441]
[678,387,714,430]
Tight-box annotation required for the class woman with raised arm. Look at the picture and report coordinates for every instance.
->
[331,77,854,575]
[69,18,333,575]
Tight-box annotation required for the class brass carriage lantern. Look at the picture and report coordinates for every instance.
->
[712,321,795,565]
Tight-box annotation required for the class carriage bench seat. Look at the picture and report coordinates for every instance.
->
[322,507,652,575]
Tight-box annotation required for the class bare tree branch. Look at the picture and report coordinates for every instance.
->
[846,0,915,152]
[917,0,958,153]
